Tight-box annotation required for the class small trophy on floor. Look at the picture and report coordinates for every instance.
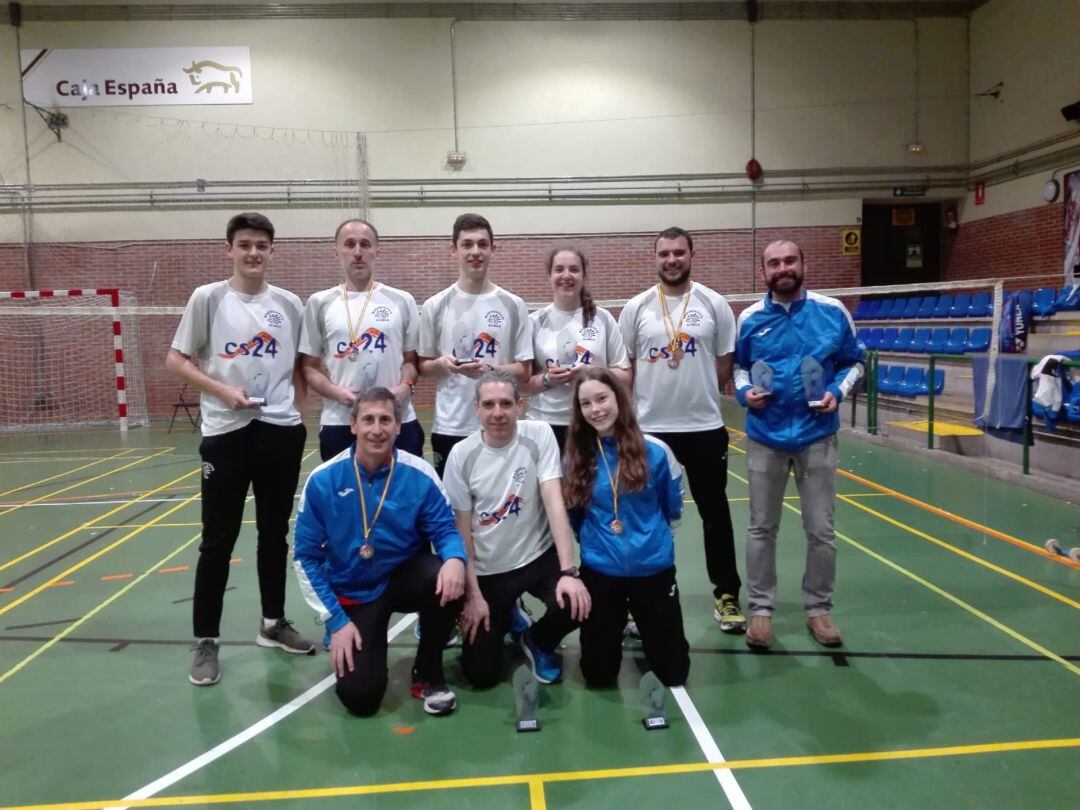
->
[513,664,540,732]
[640,671,669,730]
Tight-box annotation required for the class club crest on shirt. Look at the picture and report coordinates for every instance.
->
[580,325,600,340]
[483,310,505,328]
[372,306,392,323]
[684,309,703,327]
[512,466,528,484]
[265,310,284,329]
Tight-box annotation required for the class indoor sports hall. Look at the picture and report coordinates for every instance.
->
[1,2,1078,809]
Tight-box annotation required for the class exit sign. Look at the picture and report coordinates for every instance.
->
[893,186,927,197]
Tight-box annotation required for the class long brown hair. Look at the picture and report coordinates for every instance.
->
[563,367,649,509]
[546,246,596,327]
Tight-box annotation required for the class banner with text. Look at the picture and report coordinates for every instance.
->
[21,47,253,106]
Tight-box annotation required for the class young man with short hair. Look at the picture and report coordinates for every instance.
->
[166,212,315,686]
[293,389,467,716]
[418,214,533,478]
[618,226,746,633]
[300,218,423,461]
[734,239,864,650]
[443,370,591,687]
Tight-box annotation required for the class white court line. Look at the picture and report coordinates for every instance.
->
[671,686,752,810]
[0,498,194,508]
[112,613,418,810]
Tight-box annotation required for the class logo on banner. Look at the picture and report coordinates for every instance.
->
[183,60,243,95]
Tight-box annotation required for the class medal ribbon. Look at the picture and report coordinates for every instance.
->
[352,452,395,543]
[341,280,379,352]
[596,438,620,525]
[657,285,691,355]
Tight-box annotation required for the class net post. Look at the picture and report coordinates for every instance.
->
[103,288,128,432]
[927,354,936,450]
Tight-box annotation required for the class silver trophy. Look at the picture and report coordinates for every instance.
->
[555,328,578,367]
[750,360,775,396]
[450,319,475,364]
[800,356,827,407]
[640,671,669,730]
[513,664,540,732]
[244,360,268,407]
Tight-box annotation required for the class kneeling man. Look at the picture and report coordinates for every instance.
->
[444,369,590,686]
[293,388,466,716]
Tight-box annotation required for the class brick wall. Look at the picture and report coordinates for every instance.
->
[1,225,861,419]
[945,202,1064,284]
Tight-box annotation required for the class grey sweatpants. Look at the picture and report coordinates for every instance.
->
[745,434,838,617]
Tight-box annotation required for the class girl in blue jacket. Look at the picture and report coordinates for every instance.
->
[563,367,690,687]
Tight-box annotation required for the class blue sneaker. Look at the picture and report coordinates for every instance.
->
[508,597,534,643]
[519,629,561,684]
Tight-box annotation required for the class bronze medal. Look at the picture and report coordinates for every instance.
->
[672,345,685,362]
[610,518,624,535]
[347,347,359,362]
[359,543,375,560]
[667,357,680,370]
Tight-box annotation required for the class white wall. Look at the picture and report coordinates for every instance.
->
[0,15,968,240]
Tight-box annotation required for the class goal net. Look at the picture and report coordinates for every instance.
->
[0,289,149,431]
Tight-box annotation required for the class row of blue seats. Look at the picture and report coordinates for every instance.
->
[876,364,945,397]
[853,292,991,320]
[858,326,991,354]
[1033,286,1080,317]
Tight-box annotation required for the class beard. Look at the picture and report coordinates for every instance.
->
[658,267,691,287]
[767,271,803,296]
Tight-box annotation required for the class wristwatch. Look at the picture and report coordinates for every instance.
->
[560,566,580,578]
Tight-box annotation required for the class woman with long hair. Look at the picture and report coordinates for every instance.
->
[525,247,630,450]
[563,367,690,687]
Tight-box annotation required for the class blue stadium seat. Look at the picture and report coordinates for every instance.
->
[916,295,938,318]
[856,327,871,345]
[909,327,931,353]
[902,298,922,319]
[878,365,904,394]
[863,299,885,319]
[853,300,873,320]
[879,327,899,351]
[927,327,950,353]
[933,294,954,318]
[1033,288,1058,316]
[865,327,884,350]
[968,292,992,317]
[949,293,972,317]
[876,363,889,388]
[1056,285,1080,312]
[918,369,945,396]
[1064,384,1080,423]
[888,298,913,319]
[967,327,991,353]
[897,367,926,397]
[944,327,970,354]
[893,327,915,352]
[876,299,899,319]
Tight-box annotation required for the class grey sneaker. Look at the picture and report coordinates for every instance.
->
[256,618,317,655]
[189,639,221,685]
[419,683,457,716]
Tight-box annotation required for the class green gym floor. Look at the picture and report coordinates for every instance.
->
[1,406,1078,810]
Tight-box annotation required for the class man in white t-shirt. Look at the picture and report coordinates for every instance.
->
[443,370,591,686]
[300,219,422,461]
[619,226,745,634]
[418,214,533,478]
[166,212,316,688]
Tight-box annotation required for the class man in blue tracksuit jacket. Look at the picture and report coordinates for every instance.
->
[293,388,467,717]
[733,240,864,651]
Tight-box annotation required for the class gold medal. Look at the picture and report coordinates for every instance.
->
[341,280,378,361]
[359,543,375,560]
[658,285,692,370]
[597,438,624,538]
[610,519,624,535]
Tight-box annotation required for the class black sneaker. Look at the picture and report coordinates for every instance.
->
[189,638,221,686]
[256,618,317,654]
[419,683,457,716]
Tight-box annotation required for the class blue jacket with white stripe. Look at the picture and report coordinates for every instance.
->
[293,447,467,634]
[733,291,865,453]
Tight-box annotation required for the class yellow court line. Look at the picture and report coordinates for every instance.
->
[528,779,546,810]
[837,495,1080,612]
[9,737,1078,810]
[0,491,201,619]
[725,468,1080,678]
[837,468,1080,570]
[0,466,201,574]
[0,448,135,499]
[0,530,201,685]
[0,448,173,519]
